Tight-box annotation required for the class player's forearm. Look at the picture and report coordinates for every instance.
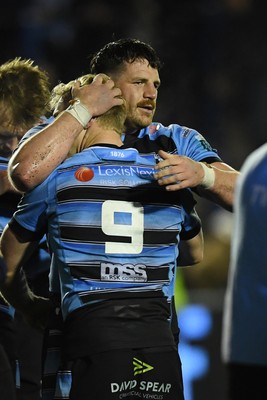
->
[0,226,33,310]
[0,267,34,312]
[0,266,51,331]
[8,112,83,192]
[154,152,239,212]
[197,164,240,212]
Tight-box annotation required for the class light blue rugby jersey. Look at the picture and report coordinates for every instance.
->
[0,156,50,316]
[19,120,221,163]
[12,146,201,320]
[122,122,221,162]
[0,157,19,317]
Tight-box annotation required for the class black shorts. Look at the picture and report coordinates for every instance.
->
[70,346,184,400]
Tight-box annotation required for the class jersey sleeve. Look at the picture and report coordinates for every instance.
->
[180,207,202,240]
[9,178,51,241]
[169,124,222,162]
[13,116,54,152]
[174,188,202,240]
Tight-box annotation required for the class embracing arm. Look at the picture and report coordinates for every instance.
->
[8,75,123,192]
[8,113,84,192]
[0,225,51,329]
[194,161,239,211]
[154,150,240,212]
[178,228,204,266]
[0,224,39,310]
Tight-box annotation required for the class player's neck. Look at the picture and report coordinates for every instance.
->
[81,128,123,150]
[91,130,123,147]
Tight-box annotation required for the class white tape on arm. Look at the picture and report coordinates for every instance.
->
[199,162,215,189]
[65,100,92,128]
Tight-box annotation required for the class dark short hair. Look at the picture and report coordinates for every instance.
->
[89,38,163,75]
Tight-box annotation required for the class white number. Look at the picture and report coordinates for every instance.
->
[111,151,125,158]
[101,200,144,254]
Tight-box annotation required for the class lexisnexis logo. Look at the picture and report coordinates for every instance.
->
[75,167,94,182]
[97,165,155,179]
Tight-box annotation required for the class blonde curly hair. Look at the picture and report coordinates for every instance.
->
[0,57,51,131]
[49,74,95,115]
[50,73,126,136]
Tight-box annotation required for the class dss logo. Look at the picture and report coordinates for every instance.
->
[101,262,147,282]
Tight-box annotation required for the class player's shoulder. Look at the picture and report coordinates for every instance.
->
[59,146,104,170]
[16,116,54,148]
[140,122,199,139]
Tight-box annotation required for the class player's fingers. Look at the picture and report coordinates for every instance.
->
[154,160,171,171]
[71,80,81,97]
[72,80,81,89]
[112,87,122,97]
[94,74,114,87]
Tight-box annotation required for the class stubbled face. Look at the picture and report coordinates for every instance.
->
[110,60,160,134]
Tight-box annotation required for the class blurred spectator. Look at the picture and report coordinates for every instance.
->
[222,142,267,399]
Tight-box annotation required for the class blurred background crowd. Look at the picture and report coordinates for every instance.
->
[2,0,266,169]
[0,0,266,398]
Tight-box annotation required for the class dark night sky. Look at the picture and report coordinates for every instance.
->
[1,0,266,168]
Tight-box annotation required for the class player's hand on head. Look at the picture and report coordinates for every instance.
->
[71,74,123,118]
